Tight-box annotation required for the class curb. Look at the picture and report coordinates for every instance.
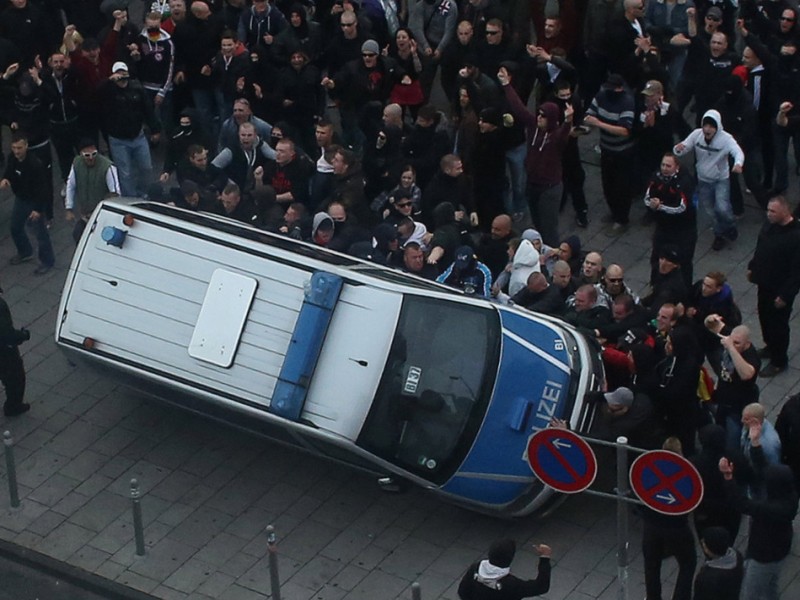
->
[0,538,156,600]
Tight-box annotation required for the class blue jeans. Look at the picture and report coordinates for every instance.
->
[741,557,783,600]
[191,88,225,143]
[772,122,800,193]
[109,133,153,197]
[504,142,527,215]
[527,181,563,247]
[667,50,688,92]
[10,197,54,267]
[696,178,736,237]
[144,89,174,135]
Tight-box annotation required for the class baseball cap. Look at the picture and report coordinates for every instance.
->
[706,7,723,21]
[454,246,475,270]
[641,80,663,96]
[604,387,634,408]
[659,245,681,264]
[604,73,626,89]
[112,61,129,73]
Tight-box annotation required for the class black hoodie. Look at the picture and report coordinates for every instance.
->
[726,463,798,563]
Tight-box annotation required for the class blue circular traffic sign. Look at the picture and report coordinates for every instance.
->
[630,450,704,515]
[526,429,597,494]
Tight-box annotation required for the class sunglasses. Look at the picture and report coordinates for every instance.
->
[485,30,500,36]
[396,202,413,208]
[81,150,98,158]
[362,52,377,57]
[780,16,796,21]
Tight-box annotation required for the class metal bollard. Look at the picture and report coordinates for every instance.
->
[130,478,146,556]
[616,436,630,600]
[266,524,282,600]
[3,431,19,508]
[411,581,422,600]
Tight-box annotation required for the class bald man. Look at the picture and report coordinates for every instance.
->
[707,318,762,451]
[740,402,782,498]
[597,263,640,306]
[382,103,403,130]
[580,251,604,285]
[477,213,515,279]
[511,272,564,315]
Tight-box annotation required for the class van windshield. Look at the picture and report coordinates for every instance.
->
[357,296,501,485]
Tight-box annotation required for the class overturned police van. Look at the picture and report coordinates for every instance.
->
[56,200,603,516]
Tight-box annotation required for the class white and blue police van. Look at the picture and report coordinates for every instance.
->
[56,200,603,517]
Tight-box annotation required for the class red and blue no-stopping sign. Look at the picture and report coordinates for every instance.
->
[526,429,597,493]
[630,450,704,515]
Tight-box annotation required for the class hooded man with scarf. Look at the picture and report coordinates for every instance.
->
[458,538,551,600]
[273,4,322,65]
[693,526,744,600]
[720,460,798,600]
[674,109,744,251]
[499,67,571,247]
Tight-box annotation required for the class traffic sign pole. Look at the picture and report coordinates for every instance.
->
[616,436,629,600]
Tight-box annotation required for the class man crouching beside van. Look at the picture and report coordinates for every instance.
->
[65,139,120,243]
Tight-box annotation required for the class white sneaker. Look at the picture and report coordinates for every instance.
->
[59,183,66,198]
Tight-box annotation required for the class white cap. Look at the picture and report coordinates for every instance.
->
[112,61,128,73]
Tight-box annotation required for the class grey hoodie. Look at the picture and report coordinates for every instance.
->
[674,109,744,182]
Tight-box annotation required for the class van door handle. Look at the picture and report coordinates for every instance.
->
[509,397,534,432]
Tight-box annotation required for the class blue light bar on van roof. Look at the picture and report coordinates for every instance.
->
[270,272,344,421]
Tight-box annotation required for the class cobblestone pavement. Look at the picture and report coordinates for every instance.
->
[0,137,799,600]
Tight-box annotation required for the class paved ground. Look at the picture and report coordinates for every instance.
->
[0,134,799,600]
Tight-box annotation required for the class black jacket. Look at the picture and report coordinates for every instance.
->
[512,284,564,316]
[2,152,47,211]
[726,464,798,563]
[643,268,688,310]
[332,56,403,109]
[98,79,161,140]
[748,217,800,298]
[692,548,744,600]
[173,14,225,89]
[458,558,551,600]
[41,68,81,124]
[0,295,28,348]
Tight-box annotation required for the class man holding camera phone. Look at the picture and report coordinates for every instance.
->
[0,283,31,417]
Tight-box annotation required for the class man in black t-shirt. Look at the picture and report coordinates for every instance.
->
[706,318,761,452]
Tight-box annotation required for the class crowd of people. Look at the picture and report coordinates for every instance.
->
[1,0,800,598]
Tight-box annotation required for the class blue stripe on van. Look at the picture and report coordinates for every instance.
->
[440,310,571,507]
[270,272,343,421]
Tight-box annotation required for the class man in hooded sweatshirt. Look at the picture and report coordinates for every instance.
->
[719,460,798,600]
[499,65,572,247]
[674,110,744,251]
[458,538,552,600]
[693,526,744,600]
